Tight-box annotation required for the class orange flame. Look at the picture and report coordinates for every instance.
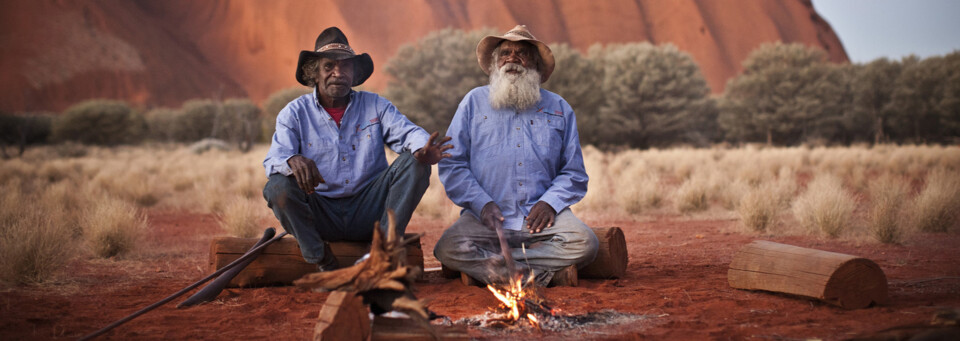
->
[486,274,542,328]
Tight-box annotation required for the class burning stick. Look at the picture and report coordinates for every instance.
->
[494,224,518,281]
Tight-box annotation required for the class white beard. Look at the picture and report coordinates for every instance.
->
[488,62,541,110]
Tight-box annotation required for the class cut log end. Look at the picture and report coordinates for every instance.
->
[579,226,628,279]
[728,240,888,309]
[823,258,888,309]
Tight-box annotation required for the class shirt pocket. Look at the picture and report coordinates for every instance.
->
[474,114,506,153]
[302,137,337,165]
[532,112,564,150]
[354,121,383,163]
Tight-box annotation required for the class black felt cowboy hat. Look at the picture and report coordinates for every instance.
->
[295,27,374,87]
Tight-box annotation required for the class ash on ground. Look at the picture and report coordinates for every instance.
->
[448,309,658,333]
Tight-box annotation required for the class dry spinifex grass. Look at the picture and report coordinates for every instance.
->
[0,184,78,285]
[792,174,857,238]
[82,195,146,258]
[867,175,909,244]
[911,167,960,233]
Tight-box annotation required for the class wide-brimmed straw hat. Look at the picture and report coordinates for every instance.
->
[476,25,555,83]
[295,27,374,87]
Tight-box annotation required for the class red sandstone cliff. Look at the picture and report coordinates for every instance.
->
[0,0,847,112]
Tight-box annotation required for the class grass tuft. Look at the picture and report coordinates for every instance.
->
[674,175,708,213]
[0,183,78,284]
[911,168,960,233]
[792,174,856,238]
[867,175,909,244]
[218,198,269,238]
[737,182,784,233]
[82,196,146,258]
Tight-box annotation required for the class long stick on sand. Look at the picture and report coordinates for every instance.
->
[78,229,288,341]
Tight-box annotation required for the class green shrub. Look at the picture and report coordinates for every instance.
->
[52,100,145,145]
[173,99,219,142]
[0,112,52,157]
[145,108,179,142]
[221,98,261,151]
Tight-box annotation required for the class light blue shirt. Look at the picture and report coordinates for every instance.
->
[439,86,588,231]
[263,90,430,198]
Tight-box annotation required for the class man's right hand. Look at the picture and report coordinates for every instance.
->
[287,155,324,194]
[480,202,504,231]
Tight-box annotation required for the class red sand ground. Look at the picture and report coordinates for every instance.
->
[2,210,958,340]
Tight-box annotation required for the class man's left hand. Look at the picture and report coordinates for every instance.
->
[526,201,556,233]
[414,131,453,165]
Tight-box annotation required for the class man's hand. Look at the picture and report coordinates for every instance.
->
[287,155,325,194]
[526,201,556,233]
[480,202,504,231]
[413,132,453,165]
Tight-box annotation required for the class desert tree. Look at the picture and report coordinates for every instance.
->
[847,58,904,144]
[383,28,494,135]
[590,42,717,148]
[886,52,960,143]
[719,43,848,145]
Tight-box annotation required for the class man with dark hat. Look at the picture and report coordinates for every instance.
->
[434,25,598,286]
[263,27,452,271]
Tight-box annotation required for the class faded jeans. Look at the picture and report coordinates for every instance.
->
[433,208,599,285]
[262,151,429,264]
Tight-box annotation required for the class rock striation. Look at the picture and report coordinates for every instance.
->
[0,0,847,112]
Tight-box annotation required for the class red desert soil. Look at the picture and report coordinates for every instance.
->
[2,210,958,340]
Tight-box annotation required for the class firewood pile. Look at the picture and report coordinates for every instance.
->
[294,211,441,339]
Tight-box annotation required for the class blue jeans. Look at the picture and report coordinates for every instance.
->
[262,151,430,264]
[433,208,599,285]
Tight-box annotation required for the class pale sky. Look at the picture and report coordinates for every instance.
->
[812,0,960,63]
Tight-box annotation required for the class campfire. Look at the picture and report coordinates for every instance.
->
[484,272,557,330]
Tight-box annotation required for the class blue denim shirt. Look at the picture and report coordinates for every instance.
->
[439,86,588,231]
[263,90,430,198]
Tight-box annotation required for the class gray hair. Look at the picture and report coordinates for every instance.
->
[301,58,321,87]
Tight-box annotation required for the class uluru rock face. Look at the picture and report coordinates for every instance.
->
[0,0,847,112]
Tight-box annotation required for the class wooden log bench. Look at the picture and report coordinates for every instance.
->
[727,240,888,309]
[209,233,424,288]
[444,226,628,287]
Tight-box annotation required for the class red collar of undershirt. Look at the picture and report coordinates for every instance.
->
[324,106,346,128]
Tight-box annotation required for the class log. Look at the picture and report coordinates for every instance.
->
[579,226,628,279]
[209,234,424,287]
[314,291,370,341]
[372,316,469,341]
[727,240,888,309]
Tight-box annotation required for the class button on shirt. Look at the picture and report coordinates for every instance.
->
[263,90,430,198]
[439,86,588,231]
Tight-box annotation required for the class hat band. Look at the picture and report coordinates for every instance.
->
[316,43,355,54]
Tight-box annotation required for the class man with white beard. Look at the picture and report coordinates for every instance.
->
[434,25,598,286]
